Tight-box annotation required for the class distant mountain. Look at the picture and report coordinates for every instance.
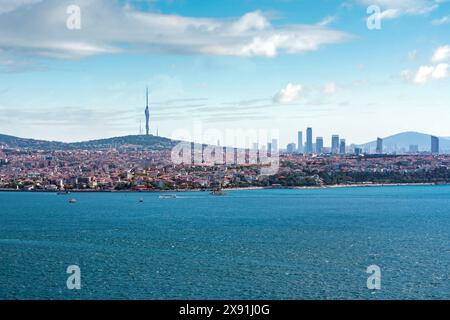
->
[361,131,450,153]
[0,134,179,151]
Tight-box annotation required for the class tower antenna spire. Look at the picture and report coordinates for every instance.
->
[145,87,150,135]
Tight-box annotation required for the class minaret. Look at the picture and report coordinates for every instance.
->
[145,87,150,135]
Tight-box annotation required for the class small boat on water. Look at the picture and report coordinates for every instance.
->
[159,194,177,199]
[210,188,226,196]
[68,198,77,203]
[57,191,70,195]
[139,198,144,202]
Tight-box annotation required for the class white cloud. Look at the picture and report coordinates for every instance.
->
[414,65,436,83]
[273,83,304,104]
[432,63,449,79]
[229,11,270,34]
[402,63,449,84]
[356,0,440,18]
[317,16,337,26]
[431,45,450,63]
[432,15,450,25]
[0,0,351,61]
[323,82,338,94]
[379,9,401,20]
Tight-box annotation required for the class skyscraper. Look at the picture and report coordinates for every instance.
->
[145,87,150,136]
[267,142,272,154]
[306,127,313,154]
[376,137,383,154]
[287,143,296,153]
[297,131,303,153]
[431,136,439,154]
[271,139,278,153]
[316,137,323,154]
[331,135,339,154]
[339,139,346,154]
[354,147,363,155]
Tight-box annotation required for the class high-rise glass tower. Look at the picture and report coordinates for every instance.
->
[316,137,323,154]
[339,139,346,154]
[431,136,439,154]
[287,143,296,153]
[271,139,278,153]
[376,137,383,154]
[331,135,339,154]
[306,127,313,154]
[145,87,150,136]
[297,131,303,153]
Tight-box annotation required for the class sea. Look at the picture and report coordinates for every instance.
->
[0,186,449,300]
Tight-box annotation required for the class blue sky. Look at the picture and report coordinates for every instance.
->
[0,0,449,147]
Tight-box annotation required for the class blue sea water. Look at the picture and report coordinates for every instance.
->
[0,186,449,300]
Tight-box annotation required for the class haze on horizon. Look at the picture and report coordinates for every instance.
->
[0,0,449,148]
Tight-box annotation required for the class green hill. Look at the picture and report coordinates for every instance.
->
[0,134,179,151]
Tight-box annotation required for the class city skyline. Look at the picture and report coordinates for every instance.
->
[0,0,450,145]
[282,128,444,154]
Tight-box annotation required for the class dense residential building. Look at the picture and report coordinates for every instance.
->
[2,145,450,191]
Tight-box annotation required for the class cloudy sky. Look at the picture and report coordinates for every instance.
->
[0,0,449,147]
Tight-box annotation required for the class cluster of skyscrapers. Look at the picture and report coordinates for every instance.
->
[280,128,441,155]
[290,128,350,155]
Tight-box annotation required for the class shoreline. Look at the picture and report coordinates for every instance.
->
[225,182,439,191]
[0,182,444,193]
